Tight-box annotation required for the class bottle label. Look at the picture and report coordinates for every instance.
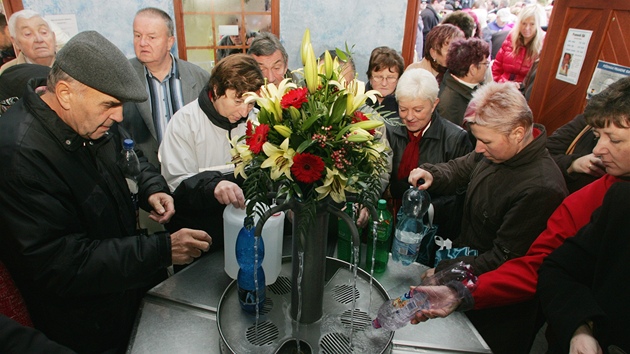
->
[391,291,413,309]
[392,237,420,257]
[238,286,265,305]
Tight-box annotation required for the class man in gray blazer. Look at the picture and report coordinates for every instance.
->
[122,7,209,168]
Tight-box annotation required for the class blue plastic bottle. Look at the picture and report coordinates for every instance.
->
[236,215,266,314]
[391,187,431,265]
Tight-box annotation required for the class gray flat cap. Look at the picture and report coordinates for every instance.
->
[54,31,147,102]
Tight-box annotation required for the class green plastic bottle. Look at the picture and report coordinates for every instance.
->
[366,199,392,273]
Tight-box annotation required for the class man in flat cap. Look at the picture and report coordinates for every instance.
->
[0,30,211,353]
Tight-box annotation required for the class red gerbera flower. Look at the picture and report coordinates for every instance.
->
[291,152,325,184]
[246,123,270,154]
[281,87,309,109]
[352,111,375,134]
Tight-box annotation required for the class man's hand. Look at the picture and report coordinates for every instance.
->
[170,228,212,265]
[569,323,603,354]
[408,168,433,190]
[214,180,246,209]
[409,285,462,324]
[147,192,175,224]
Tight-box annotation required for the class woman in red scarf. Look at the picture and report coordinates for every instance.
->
[385,68,472,238]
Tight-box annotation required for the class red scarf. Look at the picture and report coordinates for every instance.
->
[398,130,423,179]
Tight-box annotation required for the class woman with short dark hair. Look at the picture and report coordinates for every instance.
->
[437,37,490,126]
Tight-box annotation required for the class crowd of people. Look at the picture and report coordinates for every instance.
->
[0,1,629,354]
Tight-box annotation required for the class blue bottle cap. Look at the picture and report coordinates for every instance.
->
[123,139,135,150]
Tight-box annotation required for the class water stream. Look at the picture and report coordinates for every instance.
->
[368,220,378,315]
[254,235,261,343]
[294,250,304,354]
[349,245,361,350]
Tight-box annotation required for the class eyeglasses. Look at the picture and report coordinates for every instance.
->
[479,61,490,67]
[372,76,398,83]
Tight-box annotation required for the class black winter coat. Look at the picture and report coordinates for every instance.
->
[426,125,568,275]
[0,81,172,353]
[437,72,475,127]
[539,181,630,354]
[387,112,472,234]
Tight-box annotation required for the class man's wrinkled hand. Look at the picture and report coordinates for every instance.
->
[147,192,175,224]
[214,180,246,209]
[170,228,212,265]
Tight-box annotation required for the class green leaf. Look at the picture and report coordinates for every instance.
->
[296,139,315,153]
[328,96,347,125]
[301,111,321,131]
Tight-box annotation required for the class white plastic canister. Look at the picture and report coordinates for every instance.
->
[223,204,285,285]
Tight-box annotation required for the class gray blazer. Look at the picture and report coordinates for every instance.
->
[122,57,210,168]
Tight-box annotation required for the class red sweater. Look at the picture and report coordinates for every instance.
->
[473,174,621,309]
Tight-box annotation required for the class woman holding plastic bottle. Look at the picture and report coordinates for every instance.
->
[385,68,472,241]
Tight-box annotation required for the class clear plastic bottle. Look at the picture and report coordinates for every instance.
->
[372,262,477,330]
[236,216,266,314]
[391,187,431,265]
[118,139,141,223]
[366,199,392,273]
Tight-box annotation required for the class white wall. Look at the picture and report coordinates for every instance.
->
[20,0,409,81]
[280,0,407,82]
[21,0,173,58]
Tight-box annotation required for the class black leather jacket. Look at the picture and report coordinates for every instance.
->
[0,80,172,353]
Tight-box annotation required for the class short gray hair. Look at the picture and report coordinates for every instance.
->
[8,9,50,38]
[248,32,288,65]
[136,7,174,37]
[464,82,533,137]
[395,68,439,105]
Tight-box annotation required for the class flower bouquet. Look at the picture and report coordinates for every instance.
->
[230,29,390,219]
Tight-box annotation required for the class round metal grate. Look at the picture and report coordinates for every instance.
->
[259,297,273,315]
[245,320,279,346]
[332,284,360,304]
[340,309,371,331]
[267,275,291,295]
[320,332,353,354]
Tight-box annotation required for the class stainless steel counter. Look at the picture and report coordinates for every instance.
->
[128,241,490,353]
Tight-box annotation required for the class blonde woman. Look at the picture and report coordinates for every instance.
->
[491,4,546,84]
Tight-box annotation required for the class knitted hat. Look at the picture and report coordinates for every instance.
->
[54,30,147,102]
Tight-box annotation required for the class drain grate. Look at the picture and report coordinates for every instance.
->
[245,320,279,346]
[268,276,291,295]
[332,284,360,304]
[259,297,273,315]
[340,309,371,331]
[320,332,353,354]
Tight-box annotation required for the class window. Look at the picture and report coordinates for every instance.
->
[174,0,279,72]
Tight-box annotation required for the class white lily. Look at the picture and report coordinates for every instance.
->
[228,133,253,179]
[261,138,295,180]
[346,79,381,115]
[315,167,348,203]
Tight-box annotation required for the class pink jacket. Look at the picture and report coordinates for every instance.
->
[491,32,536,84]
[472,174,621,309]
